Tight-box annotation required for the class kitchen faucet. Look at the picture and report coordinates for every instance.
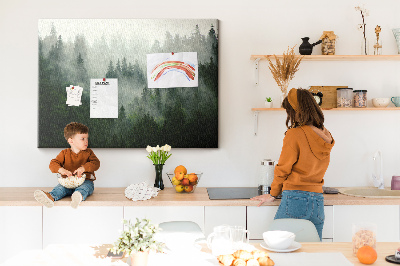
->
[372,150,384,189]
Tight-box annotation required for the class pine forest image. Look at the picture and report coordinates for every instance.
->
[38,19,218,148]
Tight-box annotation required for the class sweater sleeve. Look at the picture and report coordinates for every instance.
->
[49,150,66,173]
[82,149,100,173]
[270,130,300,197]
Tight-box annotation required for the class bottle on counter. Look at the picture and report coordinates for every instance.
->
[354,90,367,108]
[258,159,276,195]
[337,88,354,108]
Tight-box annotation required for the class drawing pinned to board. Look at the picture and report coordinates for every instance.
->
[66,85,83,106]
[90,78,118,118]
[147,52,198,88]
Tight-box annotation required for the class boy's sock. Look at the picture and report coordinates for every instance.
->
[34,190,54,208]
[71,191,83,209]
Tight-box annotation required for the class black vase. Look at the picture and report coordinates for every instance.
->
[154,164,164,190]
[299,37,322,55]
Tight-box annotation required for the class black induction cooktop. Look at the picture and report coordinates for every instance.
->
[207,187,259,200]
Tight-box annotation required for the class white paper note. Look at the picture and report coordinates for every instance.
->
[90,79,118,118]
[66,85,83,107]
[147,52,198,88]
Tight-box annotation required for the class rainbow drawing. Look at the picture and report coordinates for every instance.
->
[150,61,196,82]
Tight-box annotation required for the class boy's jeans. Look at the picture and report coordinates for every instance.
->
[50,180,94,201]
[274,190,324,240]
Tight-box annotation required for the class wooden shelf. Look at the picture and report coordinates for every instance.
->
[250,55,400,61]
[252,107,400,111]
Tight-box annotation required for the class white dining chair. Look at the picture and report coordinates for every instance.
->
[267,218,321,242]
[156,221,206,250]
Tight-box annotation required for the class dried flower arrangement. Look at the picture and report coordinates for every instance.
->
[355,5,370,55]
[266,46,303,97]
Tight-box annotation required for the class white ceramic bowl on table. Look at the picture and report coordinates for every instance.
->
[372,98,390,107]
[263,230,295,250]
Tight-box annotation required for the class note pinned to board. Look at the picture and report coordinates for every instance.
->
[90,78,118,118]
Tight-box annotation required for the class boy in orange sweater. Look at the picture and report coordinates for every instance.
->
[251,88,334,240]
[34,122,100,209]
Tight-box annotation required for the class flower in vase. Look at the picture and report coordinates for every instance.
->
[355,5,370,55]
[146,144,172,165]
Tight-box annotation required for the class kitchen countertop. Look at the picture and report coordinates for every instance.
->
[1,187,400,206]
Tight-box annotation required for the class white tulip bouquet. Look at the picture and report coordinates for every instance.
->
[146,144,172,165]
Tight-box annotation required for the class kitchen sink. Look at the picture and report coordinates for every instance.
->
[339,187,400,198]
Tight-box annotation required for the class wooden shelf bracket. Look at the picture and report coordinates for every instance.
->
[254,58,261,85]
[253,111,259,136]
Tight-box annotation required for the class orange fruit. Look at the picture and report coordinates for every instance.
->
[174,165,187,175]
[357,246,377,264]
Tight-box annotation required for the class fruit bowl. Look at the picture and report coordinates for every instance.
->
[57,173,86,189]
[166,172,202,193]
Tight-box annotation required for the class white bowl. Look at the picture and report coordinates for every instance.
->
[57,173,86,189]
[372,98,390,107]
[263,230,295,250]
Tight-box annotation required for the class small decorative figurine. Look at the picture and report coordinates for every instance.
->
[374,25,382,55]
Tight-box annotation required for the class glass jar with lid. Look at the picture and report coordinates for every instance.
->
[337,88,353,108]
[353,90,367,108]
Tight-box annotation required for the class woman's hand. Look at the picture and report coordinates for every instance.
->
[250,194,275,207]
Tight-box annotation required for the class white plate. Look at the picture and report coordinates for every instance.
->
[260,241,302,253]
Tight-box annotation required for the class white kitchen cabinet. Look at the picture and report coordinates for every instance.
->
[247,206,333,240]
[43,206,123,247]
[247,206,279,240]
[333,205,399,242]
[0,206,42,264]
[124,206,205,232]
[204,206,246,236]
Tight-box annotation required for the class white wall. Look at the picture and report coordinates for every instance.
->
[1,0,400,188]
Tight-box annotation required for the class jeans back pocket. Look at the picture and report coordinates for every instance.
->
[285,195,309,219]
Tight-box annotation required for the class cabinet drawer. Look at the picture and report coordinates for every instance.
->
[204,206,246,236]
[0,206,42,264]
[43,206,123,247]
[333,205,399,242]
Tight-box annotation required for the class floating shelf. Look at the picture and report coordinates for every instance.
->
[252,107,400,135]
[252,107,400,111]
[250,55,400,61]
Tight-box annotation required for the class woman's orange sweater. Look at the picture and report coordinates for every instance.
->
[270,125,335,197]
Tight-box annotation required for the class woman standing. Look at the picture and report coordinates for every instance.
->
[251,88,335,240]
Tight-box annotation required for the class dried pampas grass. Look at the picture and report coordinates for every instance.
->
[267,46,303,95]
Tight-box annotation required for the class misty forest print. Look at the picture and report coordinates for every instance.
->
[38,19,218,148]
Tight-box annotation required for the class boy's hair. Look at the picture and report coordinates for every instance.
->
[64,122,89,140]
[282,88,324,129]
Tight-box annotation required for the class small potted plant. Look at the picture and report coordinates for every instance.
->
[110,218,164,266]
[265,97,273,108]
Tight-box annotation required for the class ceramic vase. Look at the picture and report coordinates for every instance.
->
[130,250,149,266]
[393,28,400,54]
[154,164,164,190]
[264,101,273,108]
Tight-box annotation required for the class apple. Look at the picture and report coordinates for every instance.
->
[188,173,198,183]
[175,172,184,181]
[171,176,181,186]
[181,178,190,186]
[184,185,194,192]
[175,185,185,193]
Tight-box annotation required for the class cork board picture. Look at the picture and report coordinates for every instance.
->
[38,19,218,148]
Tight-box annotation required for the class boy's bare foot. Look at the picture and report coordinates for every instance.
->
[34,190,54,208]
[71,191,83,209]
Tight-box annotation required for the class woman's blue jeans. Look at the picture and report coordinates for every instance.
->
[274,190,324,240]
[50,180,94,201]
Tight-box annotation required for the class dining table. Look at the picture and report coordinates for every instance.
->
[2,242,399,266]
